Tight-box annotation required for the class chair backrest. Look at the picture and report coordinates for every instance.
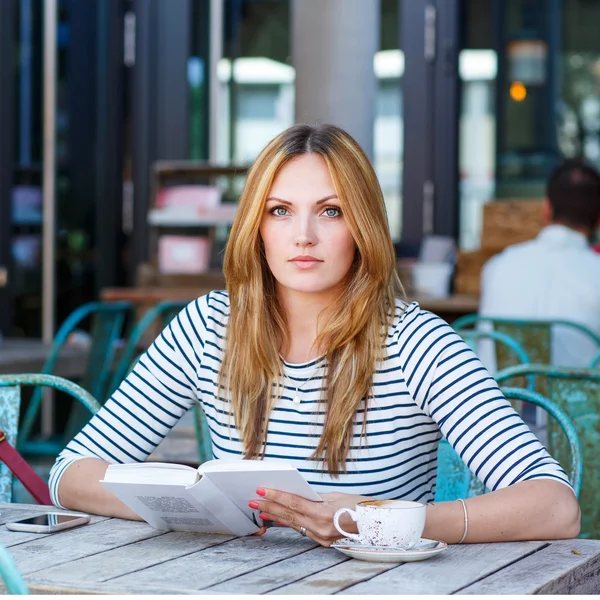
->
[0,543,28,594]
[456,328,531,365]
[435,386,582,502]
[17,302,131,456]
[455,329,535,420]
[109,301,188,395]
[452,314,600,369]
[0,374,101,502]
[108,301,212,462]
[495,364,600,538]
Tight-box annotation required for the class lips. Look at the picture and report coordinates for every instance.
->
[289,255,323,262]
[288,255,323,269]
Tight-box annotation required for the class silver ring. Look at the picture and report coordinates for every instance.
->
[299,526,307,537]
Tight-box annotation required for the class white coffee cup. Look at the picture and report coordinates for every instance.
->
[333,500,426,549]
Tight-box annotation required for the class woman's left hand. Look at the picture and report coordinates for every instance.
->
[250,488,372,547]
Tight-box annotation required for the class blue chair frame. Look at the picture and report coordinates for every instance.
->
[456,328,531,367]
[452,314,600,366]
[0,374,101,503]
[0,543,28,594]
[495,363,600,538]
[109,300,212,464]
[435,386,582,502]
[17,302,131,457]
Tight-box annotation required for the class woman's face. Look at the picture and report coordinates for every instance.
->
[259,153,356,299]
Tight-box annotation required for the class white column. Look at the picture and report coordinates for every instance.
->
[42,0,57,435]
[209,0,225,163]
[291,0,380,158]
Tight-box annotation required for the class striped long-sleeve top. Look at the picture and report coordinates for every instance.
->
[49,291,572,506]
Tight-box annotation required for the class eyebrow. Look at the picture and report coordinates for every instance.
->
[265,194,338,206]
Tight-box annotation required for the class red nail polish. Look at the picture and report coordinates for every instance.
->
[248,501,259,509]
[259,513,269,520]
[277,522,285,526]
[256,488,266,497]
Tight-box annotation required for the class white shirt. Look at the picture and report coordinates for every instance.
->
[480,224,600,368]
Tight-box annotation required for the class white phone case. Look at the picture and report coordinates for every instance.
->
[5,513,91,533]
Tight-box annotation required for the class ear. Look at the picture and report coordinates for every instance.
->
[542,198,553,226]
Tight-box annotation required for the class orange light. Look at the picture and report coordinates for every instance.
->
[510,81,527,102]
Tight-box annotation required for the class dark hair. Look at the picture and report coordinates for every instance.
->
[546,158,600,231]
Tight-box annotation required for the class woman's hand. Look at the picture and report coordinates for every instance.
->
[249,488,372,547]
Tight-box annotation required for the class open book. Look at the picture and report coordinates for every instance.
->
[100,458,321,536]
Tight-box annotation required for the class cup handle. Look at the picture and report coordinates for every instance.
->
[333,508,361,541]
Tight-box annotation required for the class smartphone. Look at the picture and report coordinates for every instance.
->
[5,512,91,534]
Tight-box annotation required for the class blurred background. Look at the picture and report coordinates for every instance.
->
[0,0,599,340]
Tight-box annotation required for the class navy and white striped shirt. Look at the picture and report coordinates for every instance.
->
[49,291,571,507]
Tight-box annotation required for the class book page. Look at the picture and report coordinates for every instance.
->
[202,464,321,521]
[103,462,198,486]
[200,458,296,472]
[101,480,239,534]
[185,476,259,536]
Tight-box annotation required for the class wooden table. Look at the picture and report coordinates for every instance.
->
[1,503,599,594]
[101,286,479,323]
[0,339,87,377]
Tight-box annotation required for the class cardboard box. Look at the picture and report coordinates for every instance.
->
[454,247,502,296]
[481,200,544,250]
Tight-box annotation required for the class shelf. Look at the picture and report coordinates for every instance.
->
[148,206,237,227]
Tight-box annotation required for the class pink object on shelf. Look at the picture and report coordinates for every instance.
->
[158,235,212,274]
[156,185,221,210]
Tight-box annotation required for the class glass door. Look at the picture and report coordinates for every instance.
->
[458,0,600,250]
[7,0,126,338]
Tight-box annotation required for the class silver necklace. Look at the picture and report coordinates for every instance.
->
[290,358,325,405]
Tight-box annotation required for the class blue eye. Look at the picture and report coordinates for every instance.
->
[323,207,341,218]
[271,206,288,217]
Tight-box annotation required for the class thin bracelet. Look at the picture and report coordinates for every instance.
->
[456,498,469,544]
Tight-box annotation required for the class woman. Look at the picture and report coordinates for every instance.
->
[50,124,580,547]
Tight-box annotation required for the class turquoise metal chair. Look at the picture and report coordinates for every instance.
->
[0,543,28,594]
[495,364,600,538]
[0,374,101,503]
[456,329,535,420]
[109,301,188,394]
[435,386,582,503]
[17,301,131,457]
[456,328,531,367]
[452,314,600,368]
[109,300,212,464]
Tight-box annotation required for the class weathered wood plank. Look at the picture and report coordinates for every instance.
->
[270,556,400,595]
[106,528,316,591]
[206,545,349,594]
[31,530,235,585]
[6,518,164,575]
[330,541,547,595]
[457,539,600,595]
[25,579,227,595]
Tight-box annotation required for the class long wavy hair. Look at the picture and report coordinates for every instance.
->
[220,124,404,475]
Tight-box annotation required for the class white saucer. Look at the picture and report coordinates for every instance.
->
[331,537,448,563]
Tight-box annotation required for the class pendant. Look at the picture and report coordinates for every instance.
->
[293,395,301,405]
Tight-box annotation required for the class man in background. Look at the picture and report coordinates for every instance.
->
[479,158,600,368]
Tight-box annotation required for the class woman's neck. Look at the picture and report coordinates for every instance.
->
[277,288,338,363]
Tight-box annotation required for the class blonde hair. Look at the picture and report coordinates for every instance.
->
[220,124,404,475]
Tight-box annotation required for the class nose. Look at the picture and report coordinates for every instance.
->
[294,213,317,247]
